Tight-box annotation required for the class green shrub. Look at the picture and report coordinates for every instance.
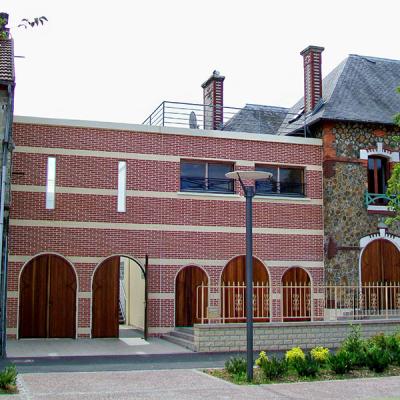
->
[257,355,288,380]
[310,346,330,365]
[0,365,17,389]
[341,325,367,368]
[386,335,400,365]
[225,356,247,377]
[366,345,390,373]
[368,333,400,365]
[329,350,353,374]
[285,347,305,365]
[292,353,320,377]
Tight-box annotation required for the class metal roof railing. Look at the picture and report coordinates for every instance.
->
[142,101,304,135]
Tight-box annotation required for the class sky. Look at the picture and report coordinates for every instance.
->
[3,0,400,124]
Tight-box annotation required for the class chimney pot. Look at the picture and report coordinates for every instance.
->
[300,45,324,114]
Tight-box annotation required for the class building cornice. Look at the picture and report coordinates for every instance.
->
[13,115,322,146]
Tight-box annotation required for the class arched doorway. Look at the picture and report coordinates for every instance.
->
[361,239,400,283]
[175,266,208,327]
[19,254,77,338]
[92,256,145,338]
[282,267,311,321]
[220,256,269,322]
[361,239,400,313]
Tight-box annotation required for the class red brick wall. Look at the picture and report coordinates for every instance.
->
[8,121,324,337]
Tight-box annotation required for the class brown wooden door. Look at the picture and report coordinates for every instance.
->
[92,257,120,338]
[48,255,77,338]
[282,267,311,322]
[361,239,400,312]
[362,239,400,283]
[221,256,269,322]
[175,266,208,327]
[19,254,76,338]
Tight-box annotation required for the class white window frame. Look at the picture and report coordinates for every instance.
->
[117,161,127,212]
[45,157,56,209]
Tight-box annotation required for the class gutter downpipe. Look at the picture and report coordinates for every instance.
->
[0,82,14,358]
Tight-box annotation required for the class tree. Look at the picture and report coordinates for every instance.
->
[385,87,400,226]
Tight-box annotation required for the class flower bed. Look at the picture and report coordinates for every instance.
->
[206,325,400,384]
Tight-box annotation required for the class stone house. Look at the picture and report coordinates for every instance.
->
[277,46,400,286]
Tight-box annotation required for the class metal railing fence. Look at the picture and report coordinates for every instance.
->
[142,101,302,135]
[195,282,400,324]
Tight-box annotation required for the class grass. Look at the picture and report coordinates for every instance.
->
[205,365,400,385]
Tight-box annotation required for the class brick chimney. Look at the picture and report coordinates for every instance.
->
[201,70,225,130]
[300,45,324,114]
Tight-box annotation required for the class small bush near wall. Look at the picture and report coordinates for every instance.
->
[0,364,18,394]
[207,326,400,384]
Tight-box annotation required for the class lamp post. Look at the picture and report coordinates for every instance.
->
[225,170,272,381]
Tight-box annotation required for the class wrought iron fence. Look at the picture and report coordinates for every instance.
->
[195,282,400,324]
[196,282,270,323]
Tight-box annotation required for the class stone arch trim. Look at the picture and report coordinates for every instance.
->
[360,142,399,162]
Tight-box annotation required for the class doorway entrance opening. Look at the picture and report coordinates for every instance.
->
[92,256,145,338]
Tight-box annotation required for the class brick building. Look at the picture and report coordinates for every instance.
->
[5,45,400,344]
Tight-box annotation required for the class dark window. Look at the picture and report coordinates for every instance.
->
[180,161,234,193]
[255,165,305,196]
[368,156,388,194]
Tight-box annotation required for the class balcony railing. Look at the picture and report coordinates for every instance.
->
[256,180,305,197]
[195,282,400,324]
[364,192,398,208]
[142,101,300,135]
[180,176,234,194]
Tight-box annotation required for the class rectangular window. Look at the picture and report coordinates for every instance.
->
[46,157,56,209]
[117,161,126,212]
[180,161,234,193]
[255,165,304,197]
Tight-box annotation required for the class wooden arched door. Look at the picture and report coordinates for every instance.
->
[221,256,269,322]
[175,266,208,327]
[19,254,76,338]
[282,267,311,321]
[361,239,400,283]
[361,239,400,312]
[92,257,120,338]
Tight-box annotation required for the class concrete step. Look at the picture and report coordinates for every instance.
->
[169,330,194,342]
[175,327,194,335]
[162,330,196,352]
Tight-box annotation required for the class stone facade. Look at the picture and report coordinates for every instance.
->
[319,121,400,284]
[194,320,400,352]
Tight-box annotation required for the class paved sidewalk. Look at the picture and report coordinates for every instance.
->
[7,336,190,357]
[7,369,400,399]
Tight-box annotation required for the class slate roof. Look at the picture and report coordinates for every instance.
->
[0,38,14,83]
[223,104,288,135]
[278,54,400,135]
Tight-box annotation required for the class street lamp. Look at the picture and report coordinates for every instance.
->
[225,170,272,381]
